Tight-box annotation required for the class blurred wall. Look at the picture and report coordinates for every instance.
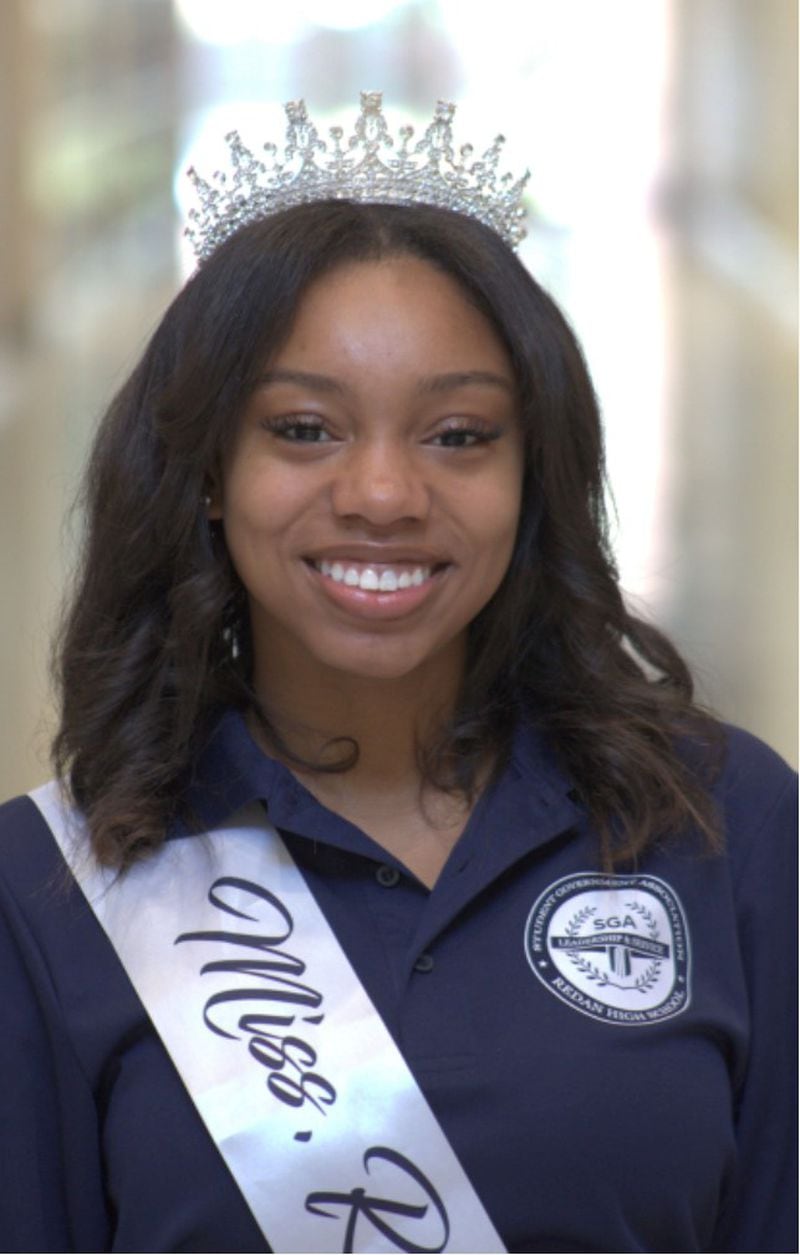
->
[0,0,796,804]
[665,0,797,753]
[0,0,180,796]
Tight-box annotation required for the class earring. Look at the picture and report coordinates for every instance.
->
[203,494,212,508]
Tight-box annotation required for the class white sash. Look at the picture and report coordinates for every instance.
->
[30,781,505,1255]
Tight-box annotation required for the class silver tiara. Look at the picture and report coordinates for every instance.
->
[185,91,529,262]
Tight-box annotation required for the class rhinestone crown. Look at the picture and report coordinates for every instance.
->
[186,91,529,262]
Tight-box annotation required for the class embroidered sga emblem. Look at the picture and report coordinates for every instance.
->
[524,873,691,1025]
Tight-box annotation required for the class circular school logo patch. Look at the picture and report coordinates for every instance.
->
[524,873,691,1026]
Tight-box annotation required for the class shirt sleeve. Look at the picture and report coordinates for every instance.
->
[708,745,798,1253]
[0,793,271,1254]
[0,796,111,1252]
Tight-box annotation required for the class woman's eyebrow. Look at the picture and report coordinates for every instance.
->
[415,371,514,395]
[255,368,514,396]
[256,369,346,394]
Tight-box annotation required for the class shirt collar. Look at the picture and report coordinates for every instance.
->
[182,707,582,868]
[184,707,285,832]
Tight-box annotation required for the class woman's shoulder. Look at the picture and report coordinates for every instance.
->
[708,723,797,886]
[713,724,796,823]
[716,722,796,789]
[0,784,98,954]
[0,784,148,1066]
[0,787,86,946]
[0,787,68,877]
[0,787,51,826]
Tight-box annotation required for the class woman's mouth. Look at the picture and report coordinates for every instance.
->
[313,559,434,592]
[304,557,448,619]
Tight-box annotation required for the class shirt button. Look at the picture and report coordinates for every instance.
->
[375,865,401,887]
[413,953,435,973]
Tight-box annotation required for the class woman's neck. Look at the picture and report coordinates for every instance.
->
[250,646,464,792]
[248,643,482,887]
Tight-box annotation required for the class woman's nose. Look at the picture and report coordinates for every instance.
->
[330,440,430,525]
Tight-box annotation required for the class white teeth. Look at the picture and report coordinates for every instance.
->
[315,561,433,591]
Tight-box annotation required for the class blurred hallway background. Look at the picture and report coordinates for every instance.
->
[0,0,796,799]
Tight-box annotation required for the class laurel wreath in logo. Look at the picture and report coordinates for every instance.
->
[562,898,662,993]
[626,899,659,939]
[564,905,596,935]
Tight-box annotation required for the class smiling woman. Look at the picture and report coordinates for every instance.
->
[48,194,726,875]
[0,96,795,1255]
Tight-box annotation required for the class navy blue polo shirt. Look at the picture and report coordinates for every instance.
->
[0,711,796,1252]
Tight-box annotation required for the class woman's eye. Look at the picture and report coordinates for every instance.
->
[432,426,498,448]
[263,417,332,443]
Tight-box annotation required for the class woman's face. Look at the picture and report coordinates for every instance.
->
[214,256,524,688]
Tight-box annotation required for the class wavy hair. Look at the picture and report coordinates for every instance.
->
[52,200,721,867]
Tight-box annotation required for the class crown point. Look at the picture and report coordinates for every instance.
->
[185,92,529,262]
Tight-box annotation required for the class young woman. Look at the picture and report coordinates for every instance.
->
[0,99,795,1254]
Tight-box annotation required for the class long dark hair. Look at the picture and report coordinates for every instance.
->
[52,200,721,867]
